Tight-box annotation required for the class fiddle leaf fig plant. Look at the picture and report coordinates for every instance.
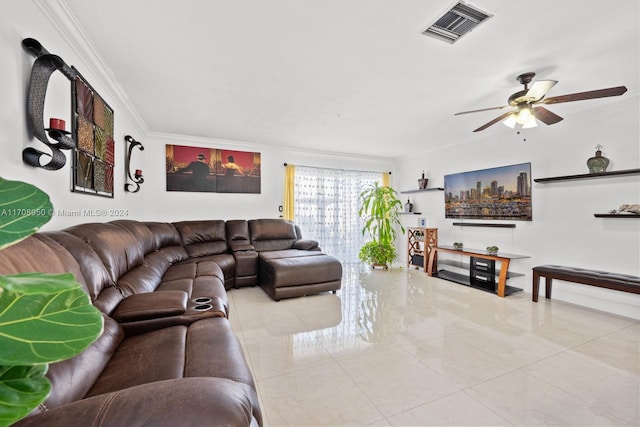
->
[0,177,103,426]
[358,182,405,268]
[0,178,52,250]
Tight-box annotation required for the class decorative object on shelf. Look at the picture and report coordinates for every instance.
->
[615,204,640,215]
[22,38,77,170]
[587,144,610,173]
[404,198,413,213]
[418,171,428,189]
[358,182,405,269]
[124,135,145,193]
[407,227,438,271]
[453,242,463,250]
[414,230,424,252]
[486,245,499,255]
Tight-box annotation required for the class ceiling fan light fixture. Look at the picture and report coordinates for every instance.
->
[515,107,535,125]
[502,114,517,128]
[502,108,537,129]
[456,72,626,133]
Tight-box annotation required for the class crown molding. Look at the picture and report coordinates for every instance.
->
[34,0,150,136]
[149,130,393,162]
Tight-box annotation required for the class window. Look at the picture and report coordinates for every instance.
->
[293,166,381,263]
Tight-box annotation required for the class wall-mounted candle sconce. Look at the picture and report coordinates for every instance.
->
[22,38,77,170]
[124,135,144,193]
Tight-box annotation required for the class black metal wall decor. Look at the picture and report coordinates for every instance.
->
[22,38,77,170]
[22,38,115,198]
[124,135,144,193]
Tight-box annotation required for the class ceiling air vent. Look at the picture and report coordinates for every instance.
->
[422,1,493,44]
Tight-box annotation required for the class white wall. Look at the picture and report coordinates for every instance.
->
[0,0,147,229]
[395,97,640,319]
[141,132,393,223]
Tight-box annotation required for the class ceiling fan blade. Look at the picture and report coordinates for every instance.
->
[534,106,563,125]
[473,111,514,132]
[542,86,627,105]
[525,80,558,102]
[454,105,508,116]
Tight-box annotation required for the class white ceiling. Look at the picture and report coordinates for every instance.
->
[61,0,639,158]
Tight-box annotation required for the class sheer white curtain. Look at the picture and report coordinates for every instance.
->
[293,166,381,263]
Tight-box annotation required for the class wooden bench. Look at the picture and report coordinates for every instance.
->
[532,265,640,302]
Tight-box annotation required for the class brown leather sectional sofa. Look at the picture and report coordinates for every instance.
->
[0,218,342,427]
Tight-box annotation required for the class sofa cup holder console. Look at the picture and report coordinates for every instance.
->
[193,303,214,311]
[190,297,214,311]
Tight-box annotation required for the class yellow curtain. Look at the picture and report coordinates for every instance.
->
[382,171,390,187]
[283,164,295,220]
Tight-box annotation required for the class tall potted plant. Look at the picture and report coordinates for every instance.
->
[358,182,405,269]
[0,177,103,426]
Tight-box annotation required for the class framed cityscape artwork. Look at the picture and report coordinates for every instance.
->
[444,162,532,221]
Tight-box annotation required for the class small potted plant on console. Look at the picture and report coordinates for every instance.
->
[453,242,463,250]
[486,245,499,255]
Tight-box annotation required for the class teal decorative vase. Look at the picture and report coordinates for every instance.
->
[587,145,609,173]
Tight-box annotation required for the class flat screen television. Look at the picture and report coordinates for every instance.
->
[444,162,532,221]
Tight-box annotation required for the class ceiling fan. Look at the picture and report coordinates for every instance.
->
[455,72,627,132]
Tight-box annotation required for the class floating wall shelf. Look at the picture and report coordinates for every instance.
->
[452,222,516,228]
[534,168,640,183]
[534,168,640,218]
[401,188,444,194]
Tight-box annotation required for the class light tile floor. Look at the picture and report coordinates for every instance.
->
[227,264,639,426]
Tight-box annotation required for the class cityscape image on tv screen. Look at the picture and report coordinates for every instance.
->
[444,162,532,221]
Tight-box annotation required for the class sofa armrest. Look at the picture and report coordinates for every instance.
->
[14,378,261,427]
[293,239,320,251]
[229,242,256,252]
[119,296,228,337]
[112,290,188,322]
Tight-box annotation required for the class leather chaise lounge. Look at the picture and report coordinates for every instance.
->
[0,218,342,427]
[248,219,343,301]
